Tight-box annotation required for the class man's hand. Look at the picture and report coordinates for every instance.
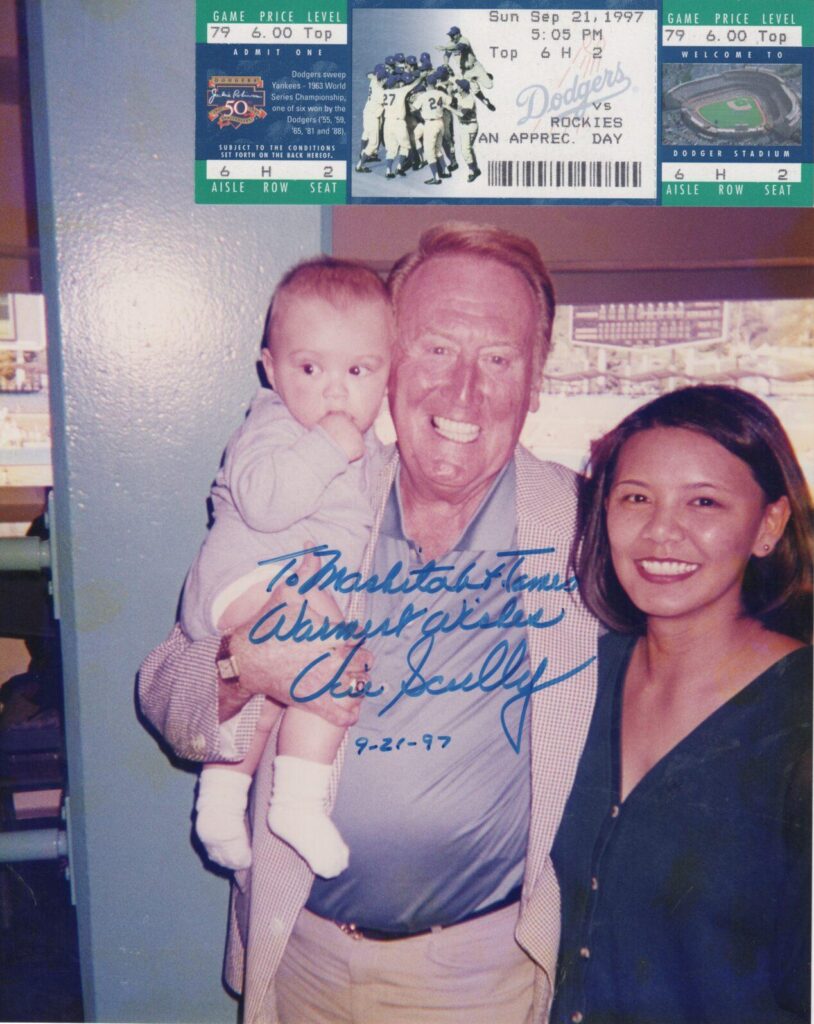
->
[219,551,371,727]
[319,412,365,463]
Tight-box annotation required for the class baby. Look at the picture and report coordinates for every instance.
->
[181,257,393,877]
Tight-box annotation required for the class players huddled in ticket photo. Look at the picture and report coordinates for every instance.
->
[354,26,496,190]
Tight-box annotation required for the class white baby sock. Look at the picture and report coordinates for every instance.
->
[267,755,349,878]
[195,768,253,870]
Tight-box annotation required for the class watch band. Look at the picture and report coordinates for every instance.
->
[216,632,240,684]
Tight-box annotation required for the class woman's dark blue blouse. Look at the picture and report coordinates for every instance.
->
[550,632,811,1024]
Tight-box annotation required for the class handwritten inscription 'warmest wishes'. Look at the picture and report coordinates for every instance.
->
[248,544,595,753]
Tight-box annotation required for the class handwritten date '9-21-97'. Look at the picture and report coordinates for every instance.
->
[355,734,451,756]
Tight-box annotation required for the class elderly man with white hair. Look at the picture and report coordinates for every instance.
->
[139,222,599,1024]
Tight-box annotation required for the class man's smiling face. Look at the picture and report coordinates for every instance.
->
[389,253,542,507]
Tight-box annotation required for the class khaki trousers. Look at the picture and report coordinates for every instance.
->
[275,902,535,1024]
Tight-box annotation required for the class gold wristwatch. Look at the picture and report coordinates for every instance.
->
[216,632,240,684]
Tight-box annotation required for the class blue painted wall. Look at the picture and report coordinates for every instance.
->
[27,2,323,1019]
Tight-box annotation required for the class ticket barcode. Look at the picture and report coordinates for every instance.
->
[486,160,644,189]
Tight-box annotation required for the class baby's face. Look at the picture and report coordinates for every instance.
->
[263,294,392,433]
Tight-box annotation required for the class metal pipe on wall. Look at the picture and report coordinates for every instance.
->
[0,536,51,572]
[0,827,67,862]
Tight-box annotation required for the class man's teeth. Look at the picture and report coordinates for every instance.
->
[640,559,700,576]
[432,416,480,443]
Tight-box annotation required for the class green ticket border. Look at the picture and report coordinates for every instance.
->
[195,161,347,204]
[197,1,347,42]
[662,0,812,46]
[662,165,813,206]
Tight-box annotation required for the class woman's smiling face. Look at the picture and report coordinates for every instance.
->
[606,426,789,628]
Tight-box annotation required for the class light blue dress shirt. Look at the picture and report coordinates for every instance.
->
[307,461,532,932]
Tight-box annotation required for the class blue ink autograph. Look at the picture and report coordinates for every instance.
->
[248,546,595,754]
[249,593,565,647]
[378,632,595,754]
[255,544,577,599]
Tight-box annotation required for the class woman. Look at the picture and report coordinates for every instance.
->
[551,385,812,1024]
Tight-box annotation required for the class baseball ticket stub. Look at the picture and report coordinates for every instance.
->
[195,0,812,206]
[661,0,810,205]
[196,0,351,203]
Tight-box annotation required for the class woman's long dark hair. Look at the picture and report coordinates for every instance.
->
[575,385,813,643]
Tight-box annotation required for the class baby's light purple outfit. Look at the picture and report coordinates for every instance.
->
[181,388,383,640]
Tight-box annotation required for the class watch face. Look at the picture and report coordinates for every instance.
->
[216,634,239,682]
[217,655,239,683]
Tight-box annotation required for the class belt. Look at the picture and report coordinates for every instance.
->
[333,885,523,942]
